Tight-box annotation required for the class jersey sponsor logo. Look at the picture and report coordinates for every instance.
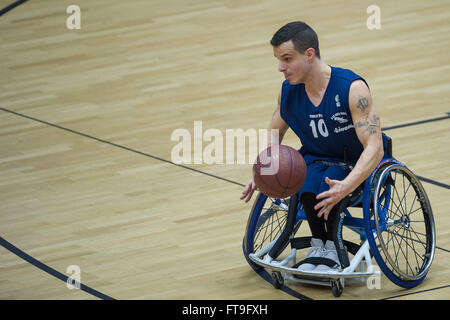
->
[333,117,347,124]
[309,113,323,119]
[334,124,355,133]
[335,94,341,107]
[331,112,349,124]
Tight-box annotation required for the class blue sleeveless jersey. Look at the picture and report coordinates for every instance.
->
[280,66,367,164]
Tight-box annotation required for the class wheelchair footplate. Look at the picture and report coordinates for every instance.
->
[248,237,380,297]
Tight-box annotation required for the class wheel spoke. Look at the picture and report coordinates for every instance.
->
[391,171,407,216]
[254,210,287,251]
[371,164,435,282]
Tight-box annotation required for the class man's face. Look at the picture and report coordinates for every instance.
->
[273,40,309,85]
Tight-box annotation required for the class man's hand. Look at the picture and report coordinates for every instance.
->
[314,177,348,220]
[240,178,257,203]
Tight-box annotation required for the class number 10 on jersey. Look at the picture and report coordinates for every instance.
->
[309,119,329,138]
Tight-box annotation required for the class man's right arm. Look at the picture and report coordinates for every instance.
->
[265,91,289,147]
[240,91,289,203]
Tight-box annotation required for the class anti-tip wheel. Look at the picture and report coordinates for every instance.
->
[271,271,284,289]
[331,279,343,297]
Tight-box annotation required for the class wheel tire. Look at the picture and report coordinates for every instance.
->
[364,160,436,288]
[243,192,301,265]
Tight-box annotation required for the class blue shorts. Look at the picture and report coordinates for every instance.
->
[297,153,349,200]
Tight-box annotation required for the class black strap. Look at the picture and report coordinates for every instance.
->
[290,236,313,250]
[295,257,339,268]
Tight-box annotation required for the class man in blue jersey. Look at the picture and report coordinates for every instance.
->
[240,21,384,272]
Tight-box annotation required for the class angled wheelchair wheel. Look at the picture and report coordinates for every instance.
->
[364,161,436,288]
[331,279,343,297]
[243,192,302,269]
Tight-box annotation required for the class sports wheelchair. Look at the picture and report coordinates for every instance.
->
[243,137,436,297]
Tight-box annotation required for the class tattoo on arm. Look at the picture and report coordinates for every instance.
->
[355,114,380,135]
[356,95,369,111]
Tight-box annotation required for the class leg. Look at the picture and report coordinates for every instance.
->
[325,200,350,268]
[301,192,326,242]
[318,163,348,243]
[298,161,328,242]
[297,192,328,272]
[297,162,346,272]
[316,165,350,270]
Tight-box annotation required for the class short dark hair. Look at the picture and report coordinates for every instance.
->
[270,21,321,59]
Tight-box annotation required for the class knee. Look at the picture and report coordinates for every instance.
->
[301,192,317,207]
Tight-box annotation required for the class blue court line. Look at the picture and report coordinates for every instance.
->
[0,0,28,16]
[0,237,115,300]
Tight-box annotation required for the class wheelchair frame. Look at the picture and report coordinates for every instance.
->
[243,157,436,297]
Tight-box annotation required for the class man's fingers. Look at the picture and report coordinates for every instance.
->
[317,205,331,221]
[325,176,335,186]
[244,189,255,203]
[241,181,257,202]
[240,186,249,200]
[315,197,334,220]
[317,207,325,219]
[314,198,327,211]
[316,190,330,200]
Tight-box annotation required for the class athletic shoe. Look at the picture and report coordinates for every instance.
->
[297,238,325,272]
[314,240,340,272]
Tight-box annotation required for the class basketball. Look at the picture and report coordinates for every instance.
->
[252,145,307,198]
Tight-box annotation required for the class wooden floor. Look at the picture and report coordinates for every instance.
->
[0,0,449,300]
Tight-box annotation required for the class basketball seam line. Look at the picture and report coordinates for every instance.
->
[285,147,294,194]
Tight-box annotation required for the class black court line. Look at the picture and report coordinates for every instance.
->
[2,107,449,191]
[381,284,450,300]
[381,112,450,190]
[435,245,450,254]
[1,107,449,300]
[0,107,245,188]
[382,112,450,131]
[416,175,450,190]
[0,0,28,16]
[0,237,115,300]
[252,264,312,300]
[243,243,313,300]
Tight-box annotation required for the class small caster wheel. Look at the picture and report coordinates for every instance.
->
[271,271,284,289]
[331,279,343,297]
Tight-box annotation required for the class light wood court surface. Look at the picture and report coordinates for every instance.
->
[0,0,449,300]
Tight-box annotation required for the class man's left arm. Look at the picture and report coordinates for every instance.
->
[315,79,384,220]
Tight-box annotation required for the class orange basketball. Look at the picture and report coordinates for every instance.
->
[252,145,307,198]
